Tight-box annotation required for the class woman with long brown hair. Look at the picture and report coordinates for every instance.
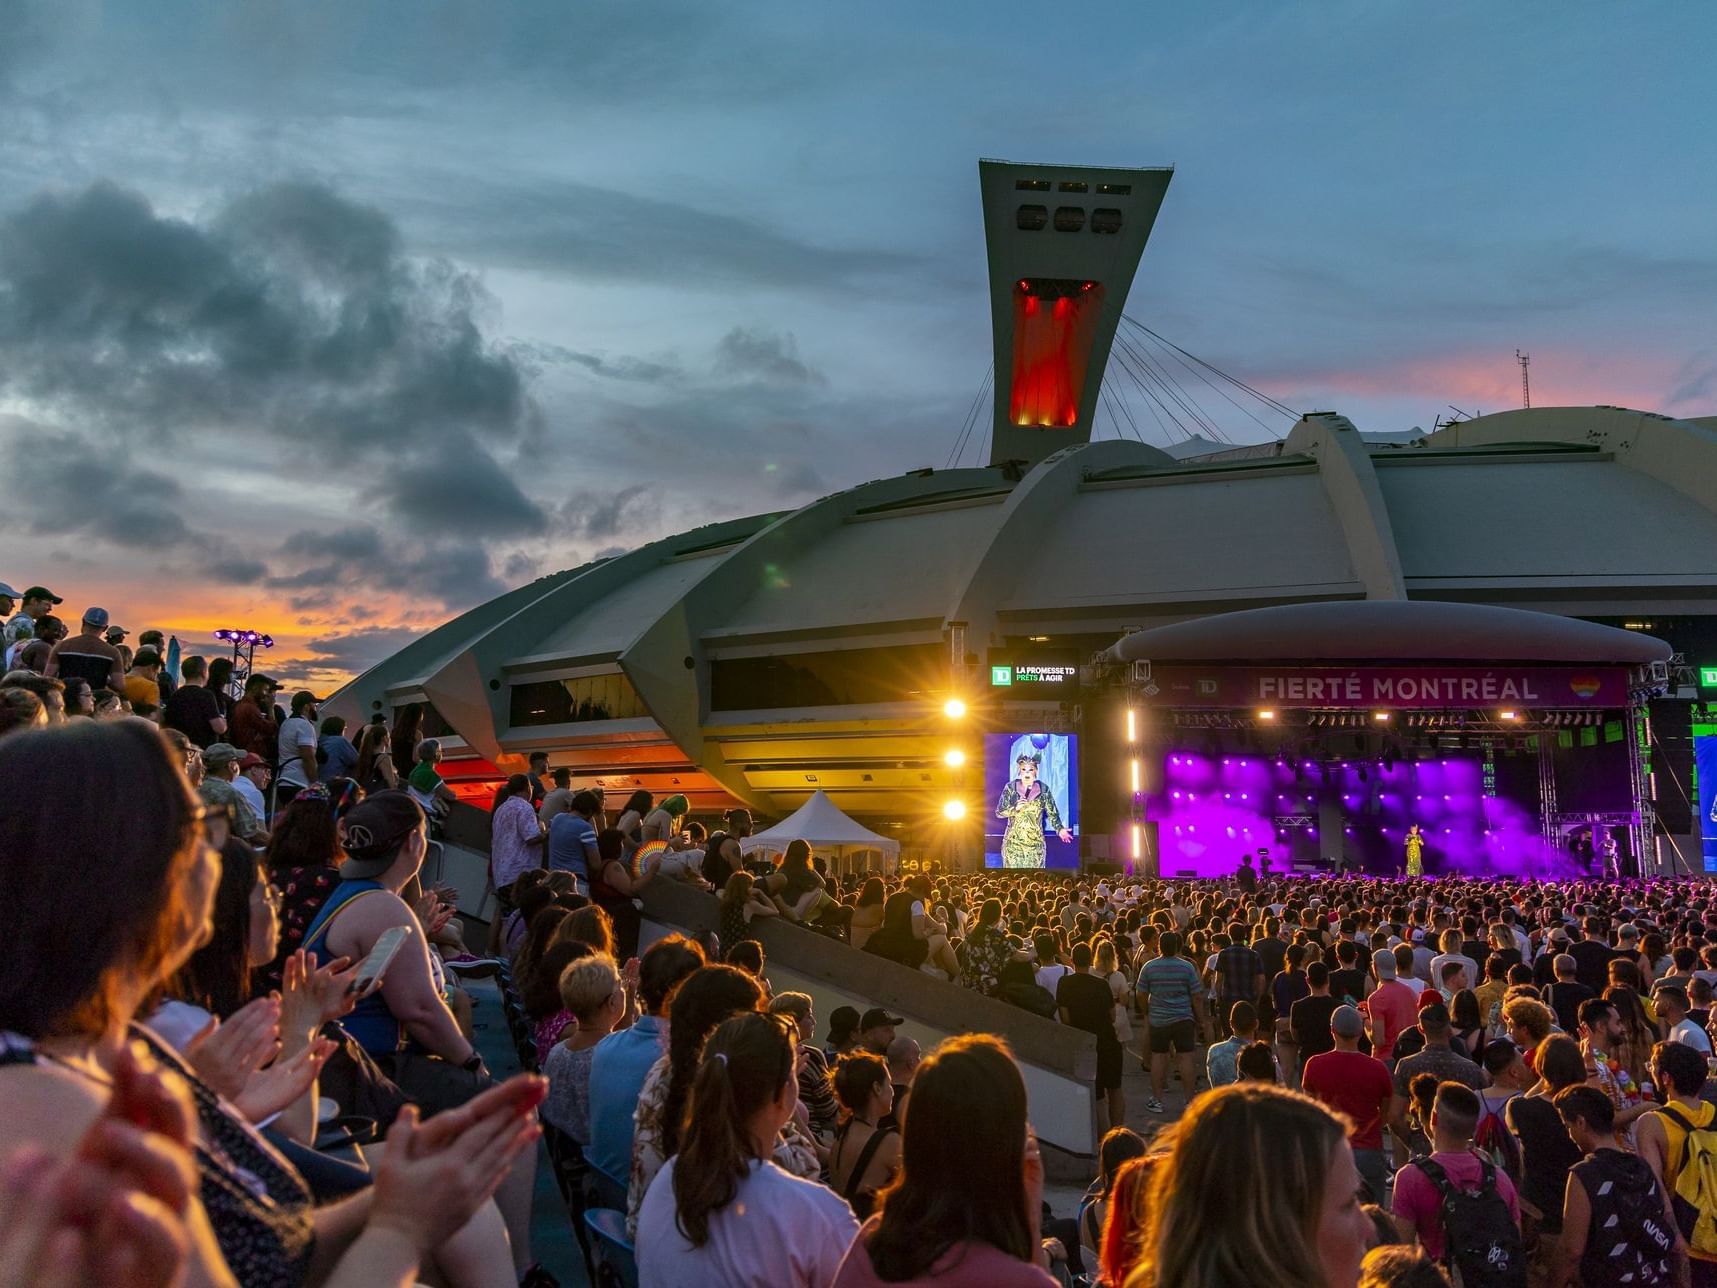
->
[523,906,619,1059]
[626,964,765,1237]
[636,1012,858,1285]
[834,1034,1057,1286]
[353,722,398,794]
[0,720,548,1288]
[1127,1083,1372,1288]
[260,779,363,990]
[827,1050,901,1220]
[389,703,423,777]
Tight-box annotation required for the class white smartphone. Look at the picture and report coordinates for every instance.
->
[349,924,413,996]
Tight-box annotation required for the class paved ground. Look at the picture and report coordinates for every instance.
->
[469,976,591,1286]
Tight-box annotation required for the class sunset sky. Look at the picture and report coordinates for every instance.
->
[1,2,1712,691]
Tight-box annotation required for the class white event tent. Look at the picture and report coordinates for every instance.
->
[739,790,900,875]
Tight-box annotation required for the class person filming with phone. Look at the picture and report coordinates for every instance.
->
[300,788,547,1281]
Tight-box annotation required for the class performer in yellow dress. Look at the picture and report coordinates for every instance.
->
[1405,824,1424,878]
[995,753,1072,869]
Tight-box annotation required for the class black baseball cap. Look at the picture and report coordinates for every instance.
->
[339,791,427,878]
[827,1006,860,1040]
[860,1007,904,1031]
[22,586,61,604]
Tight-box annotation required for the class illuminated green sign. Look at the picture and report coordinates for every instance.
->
[1701,666,1717,688]
[991,665,1014,686]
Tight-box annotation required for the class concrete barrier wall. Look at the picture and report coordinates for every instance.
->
[637,880,1099,1158]
[431,806,1101,1158]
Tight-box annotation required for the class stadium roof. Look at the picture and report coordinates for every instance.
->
[329,403,1717,818]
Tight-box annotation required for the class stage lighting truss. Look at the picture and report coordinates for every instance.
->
[1170,711,1247,730]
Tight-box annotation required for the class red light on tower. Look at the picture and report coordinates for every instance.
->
[1008,278,1104,429]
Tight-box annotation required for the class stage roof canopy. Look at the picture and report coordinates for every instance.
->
[1106,601,1673,666]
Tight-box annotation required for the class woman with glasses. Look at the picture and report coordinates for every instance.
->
[61,676,95,717]
[0,721,548,1288]
[145,831,347,1145]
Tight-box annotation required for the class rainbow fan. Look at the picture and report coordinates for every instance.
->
[630,839,671,879]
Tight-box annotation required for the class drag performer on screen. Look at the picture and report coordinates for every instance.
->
[996,752,1071,868]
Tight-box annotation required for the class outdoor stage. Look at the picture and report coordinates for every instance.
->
[1103,602,1675,881]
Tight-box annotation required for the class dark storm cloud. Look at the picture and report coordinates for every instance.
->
[427,177,916,292]
[0,179,537,457]
[382,435,548,537]
[511,340,683,386]
[6,428,195,546]
[500,550,542,582]
[282,526,386,562]
[301,625,423,671]
[267,521,508,611]
[206,558,270,583]
[715,327,825,386]
[573,484,649,541]
[0,176,554,609]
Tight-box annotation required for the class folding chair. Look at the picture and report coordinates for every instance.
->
[582,1209,637,1288]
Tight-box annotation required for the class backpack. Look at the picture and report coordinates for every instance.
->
[999,980,1059,1018]
[1581,1153,1677,1286]
[1413,1155,1527,1288]
[1657,1105,1717,1256]
[1473,1095,1522,1181]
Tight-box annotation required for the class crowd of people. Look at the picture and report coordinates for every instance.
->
[485,785,1717,1286]
[8,584,1717,1286]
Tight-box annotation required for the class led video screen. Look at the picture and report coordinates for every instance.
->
[984,731,1079,869]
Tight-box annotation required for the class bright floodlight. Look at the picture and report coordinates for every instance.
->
[942,698,967,719]
[942,799,967,820]
[1499,710,1520,721]
[1258,709,1276,721]
[1372,711,1391,722]
[943,749,966,767]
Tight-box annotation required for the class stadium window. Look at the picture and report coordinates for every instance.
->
[1016,204,1048,231]
[1053,206,1086,232]
[1091,207,1123,234]
[509,672,650,727]
[709,643,948,711]
[1014,178,1053,191]
[1058,180,1089,193]
[412,701,454,740]
[1096,183,1132,195]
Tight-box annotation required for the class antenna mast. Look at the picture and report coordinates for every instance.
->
[1516,349,1531,409]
